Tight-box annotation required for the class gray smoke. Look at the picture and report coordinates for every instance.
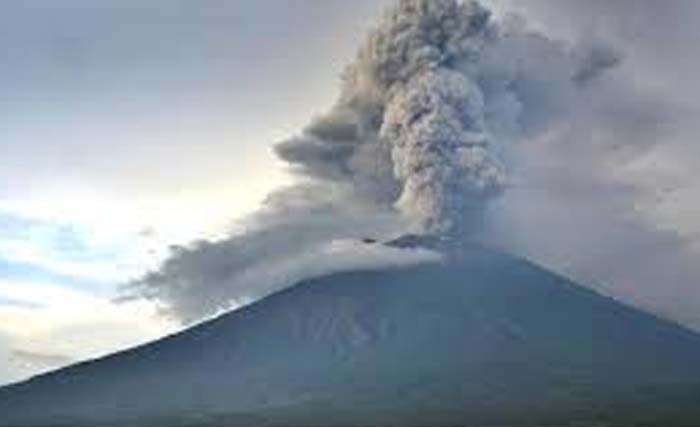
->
[130,0,619,322]
[127,184,412,322]
[277,0,504,236]
[481,0,700,330]
[277,0,613,237]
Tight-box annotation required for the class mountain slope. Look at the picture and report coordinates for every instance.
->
[1,244,700,426]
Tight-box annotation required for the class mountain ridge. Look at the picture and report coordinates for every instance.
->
[1,243,700,426]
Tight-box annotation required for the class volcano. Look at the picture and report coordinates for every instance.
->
[1,242,700,426]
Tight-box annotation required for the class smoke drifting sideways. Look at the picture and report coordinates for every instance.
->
[129,0,619,323]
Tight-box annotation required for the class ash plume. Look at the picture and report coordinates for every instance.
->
[130,0,620,322]
[277,0,613,238]
[278,0,507,237]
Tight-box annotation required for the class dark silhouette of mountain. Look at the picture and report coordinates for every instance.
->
[1,242,700,427]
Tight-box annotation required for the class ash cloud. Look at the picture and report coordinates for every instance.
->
[482,0,700,329]
[128,184,415,322]
[276,0,599,237]
[130,0,633,323]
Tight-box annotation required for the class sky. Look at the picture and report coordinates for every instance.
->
[0,0,390,385]
[1,0,700,385]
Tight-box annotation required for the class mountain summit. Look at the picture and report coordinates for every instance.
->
[1,243,700,426]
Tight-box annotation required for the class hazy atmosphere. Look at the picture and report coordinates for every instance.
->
[2,0,700,389]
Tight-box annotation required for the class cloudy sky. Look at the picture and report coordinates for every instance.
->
[1,0,699,385]
[0,0,392,385]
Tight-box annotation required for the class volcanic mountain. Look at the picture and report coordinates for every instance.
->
[1,240,700,427]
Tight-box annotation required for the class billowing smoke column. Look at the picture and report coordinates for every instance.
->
[277,0,506,238]
[131,0,621,322]
[381,68,504,236]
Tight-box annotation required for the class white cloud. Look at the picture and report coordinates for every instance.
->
[0,278,175,385]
